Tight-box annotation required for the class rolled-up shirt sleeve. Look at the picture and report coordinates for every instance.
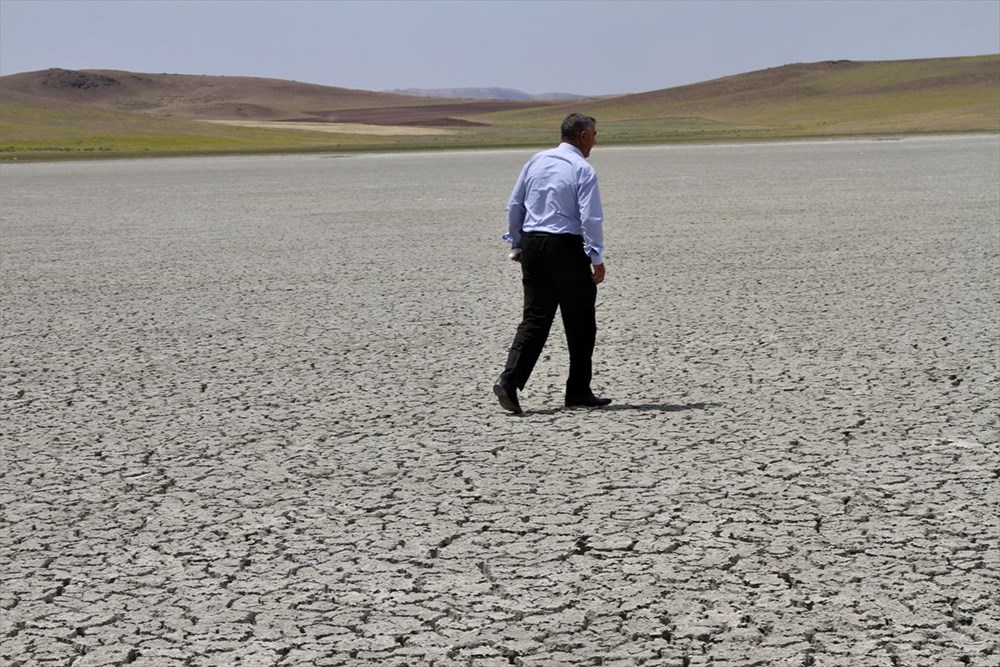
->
[578,169,605,265]
[503,165,529,247]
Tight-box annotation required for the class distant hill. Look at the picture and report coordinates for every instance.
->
[0,68,546,124]
[1,55,997,160]
[470,55,1000,142]
[388,87,587,101]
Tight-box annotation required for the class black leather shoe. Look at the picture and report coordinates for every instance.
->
[494,376,522,414]
[565,394,612,408]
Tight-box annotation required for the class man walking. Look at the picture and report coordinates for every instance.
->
[494,112,611,414]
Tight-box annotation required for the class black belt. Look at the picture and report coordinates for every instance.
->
[522,231,583,240]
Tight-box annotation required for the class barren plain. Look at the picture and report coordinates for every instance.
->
[1,136,998,666]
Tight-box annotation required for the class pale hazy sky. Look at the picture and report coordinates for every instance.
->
[1,0,997,96]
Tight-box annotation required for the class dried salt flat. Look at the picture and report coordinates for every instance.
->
[1,135,997,666]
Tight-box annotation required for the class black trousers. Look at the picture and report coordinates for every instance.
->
[502,232,597,397]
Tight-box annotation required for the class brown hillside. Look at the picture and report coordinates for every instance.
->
[583,56,1000,118]
[0,68,546,126]
[1,56,996,160]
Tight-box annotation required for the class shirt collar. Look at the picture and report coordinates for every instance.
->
[559,141,584,158]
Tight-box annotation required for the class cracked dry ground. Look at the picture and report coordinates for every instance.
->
[1,137,998,666]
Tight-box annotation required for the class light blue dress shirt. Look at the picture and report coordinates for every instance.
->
[504,142,605,265]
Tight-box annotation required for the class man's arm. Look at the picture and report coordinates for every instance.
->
[578,168,605,270]
[503,164,529,255]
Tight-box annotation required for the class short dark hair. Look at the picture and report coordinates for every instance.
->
[561,113,596,139]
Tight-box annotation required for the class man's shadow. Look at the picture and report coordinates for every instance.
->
[603,402,719,413]
[521,402,719,416]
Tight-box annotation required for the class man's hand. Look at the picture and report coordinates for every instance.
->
[592,263,605,285]
[509,248,522,262]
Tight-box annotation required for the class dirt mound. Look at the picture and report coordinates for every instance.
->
[1,68,158,105]
[307,101,544,126]
[184,102,282,120]
[41,68,121,91]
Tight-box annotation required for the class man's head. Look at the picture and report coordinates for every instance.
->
[561,112,597,158]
